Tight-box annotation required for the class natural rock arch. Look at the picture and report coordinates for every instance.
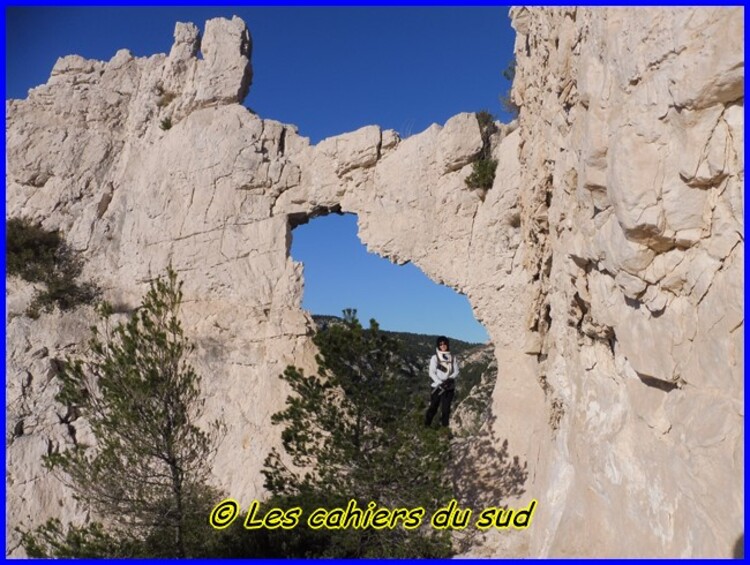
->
[287,209,491,343]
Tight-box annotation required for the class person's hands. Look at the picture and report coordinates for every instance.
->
[438,378,455,393]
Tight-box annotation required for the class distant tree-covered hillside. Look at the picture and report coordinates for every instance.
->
[312,314,494,408]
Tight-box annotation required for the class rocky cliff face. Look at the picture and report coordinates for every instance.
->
[5,7,743,558]
[485,7,743,558]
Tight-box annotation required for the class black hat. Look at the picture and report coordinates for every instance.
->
[436,336,449,348]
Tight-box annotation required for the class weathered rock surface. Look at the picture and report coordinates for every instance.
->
[451,345,497,438]
[481,7,743,558]
[5,8,743,558]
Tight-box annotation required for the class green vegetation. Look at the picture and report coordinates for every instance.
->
[160,117,173,130]
[313,313,490,408]
[7,217,59,281]
[313,314,481,357]
[475,109,496,133]
[19,304,492,558]
[465,158,498,191]
[453,356,491,407]
[6,217,98,317]
[465,110,499,192]
[254,309,455,558]
[21,520,139,558]
[20,268,223,557]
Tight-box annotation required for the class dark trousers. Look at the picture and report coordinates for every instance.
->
[425,387,455,427]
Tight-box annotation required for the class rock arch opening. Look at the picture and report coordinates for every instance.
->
[289,210,490,345]
[286,208,532,518]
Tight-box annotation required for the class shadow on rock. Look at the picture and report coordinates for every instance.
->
[450,415,528,511]
[733,533,743,558]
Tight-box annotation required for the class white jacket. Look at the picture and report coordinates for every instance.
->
[429,353,460,389]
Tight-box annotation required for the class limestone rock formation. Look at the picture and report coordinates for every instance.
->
[5,8,743,558]
[487,7,743,558]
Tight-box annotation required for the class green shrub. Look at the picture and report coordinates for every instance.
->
[465,158,498,190]
[6,217,98,317]
[475,109,498,149]
[159,117,172,131]
[476,110,496,134]
[19,519,135,558]
[465,111,498,192]
[7,218,61,283]
[260,309,455,558]
[19,269,224,558]
[29,275,98,318]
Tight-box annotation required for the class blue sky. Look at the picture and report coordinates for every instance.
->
[6,7,516,343]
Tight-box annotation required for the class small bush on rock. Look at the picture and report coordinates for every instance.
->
[6,217,98,317]
[7,218,60,282]
[476,110,496,134]
[465,158,498,190]
[465,111,499,192]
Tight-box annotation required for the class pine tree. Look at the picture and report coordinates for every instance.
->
[20,268,223,557]
[254,309,455,558]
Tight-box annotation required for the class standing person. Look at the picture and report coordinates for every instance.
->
[425,336,460,428]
